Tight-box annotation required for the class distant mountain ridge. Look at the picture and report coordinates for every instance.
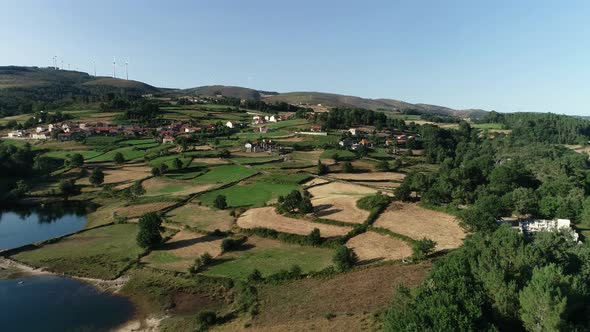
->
[185,88,488,119]
[0,66,487,119]
[0,66,159,94]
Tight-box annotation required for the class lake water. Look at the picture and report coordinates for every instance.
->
[0,275,135,332]
[0,204,91,250]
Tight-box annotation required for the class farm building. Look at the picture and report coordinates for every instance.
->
[162,135,175,144]
[225,121,234,128]
[7,131,24,138]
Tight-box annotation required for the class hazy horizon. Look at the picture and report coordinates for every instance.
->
[2,0,590,115]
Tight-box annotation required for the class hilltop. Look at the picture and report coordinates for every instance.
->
[264,92,488,119]
[0,66,159,93]
[180,87,487,119]
[0,66,487,119]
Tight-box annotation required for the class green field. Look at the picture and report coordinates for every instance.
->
[229,156,283,165]
[235,130,291,139]
[266,118,309,130]
[43,150,103,160]
[203,239,334,279]
[473,123,505,130]
[193,164,256,184]
[321,148,357,160]
[148,155,192,169]
[13,224,144,279]
[198,177,300,207]
[85,146,146,162]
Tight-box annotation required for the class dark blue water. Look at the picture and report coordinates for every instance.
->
[0,276,135,332]
[0,205,89,250]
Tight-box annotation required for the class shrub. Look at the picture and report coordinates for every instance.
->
[306,228,322,246]
[411,238,436,261]
[151,167,161,176]
[114,152,125,164]
[317,160,329,175]
[220,236,247,252]
[376,160,389,171]
[214,195,228,210]
[189,252,214,274]
[342,161,354,173]
[247,269,263,283]
[333,245,358,271]
[195,310,217,331]
[136,212,163,249]
[89,168,105,186]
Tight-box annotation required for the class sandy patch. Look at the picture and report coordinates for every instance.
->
[78,165,152,187]
[142,177,214,196]
[374,202,466,251]
[115,202,177,218]
[346,232,412,263]
[191,157,230,165]
[307,182,377,224]
[355,181,401,189]
[166,204,233,232]
[237,207,351,237]
[142,231,223,272]
[302,177,330,187]
[328,172,405,181]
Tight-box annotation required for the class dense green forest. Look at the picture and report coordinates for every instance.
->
[390,119,590,330]
[385,226,590,331]
[479,111,590,144]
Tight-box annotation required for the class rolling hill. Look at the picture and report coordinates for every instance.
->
[0,66,487,119]
[264,92,488,119]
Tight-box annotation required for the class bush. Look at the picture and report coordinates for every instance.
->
[114,152,125,164]
[89,168,104,186]
[247,269,263,283]
[220,236,247,252]
[411,238,436,261]
[276,190,313,214]
[357,192,391,211]
[214,195,228,209]
[189,252,214,274]
[376,160,389,171]
[342,161,354,173]
[195,310,217,331]
[332,245,358,271]
[136,212,163,249]
[306,228,322,246]
[151,167,161,176]
[59,179,78,197]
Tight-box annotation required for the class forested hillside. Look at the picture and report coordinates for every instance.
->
[390,118,590,330]
[479,111,590,144]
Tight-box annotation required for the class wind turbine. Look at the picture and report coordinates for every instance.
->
[93,59,96,76]
[125,59,129,80]
[112,56,116,78]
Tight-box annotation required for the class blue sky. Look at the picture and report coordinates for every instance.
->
[1,0,590,115]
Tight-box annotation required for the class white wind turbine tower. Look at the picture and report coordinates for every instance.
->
[112,56,116,78]
[125,59,129,80]
[93,59,96,76]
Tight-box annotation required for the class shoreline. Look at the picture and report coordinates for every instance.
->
[0,257,164,331]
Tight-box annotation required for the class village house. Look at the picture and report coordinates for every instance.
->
[310,125,322,132]
[31,131,50,140]
[7,131,24,138]
[259,125,268,133]
[162,135,175,144]
[225,121,234,128]
[245,139,275,153]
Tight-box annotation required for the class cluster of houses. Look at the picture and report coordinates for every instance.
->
[338,128,419,151]
[499,217,580,242]
[5,120,236,144]
[244,139,277,153]
[7,123,150,141]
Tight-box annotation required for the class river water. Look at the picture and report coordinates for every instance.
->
[0,275,135,332]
